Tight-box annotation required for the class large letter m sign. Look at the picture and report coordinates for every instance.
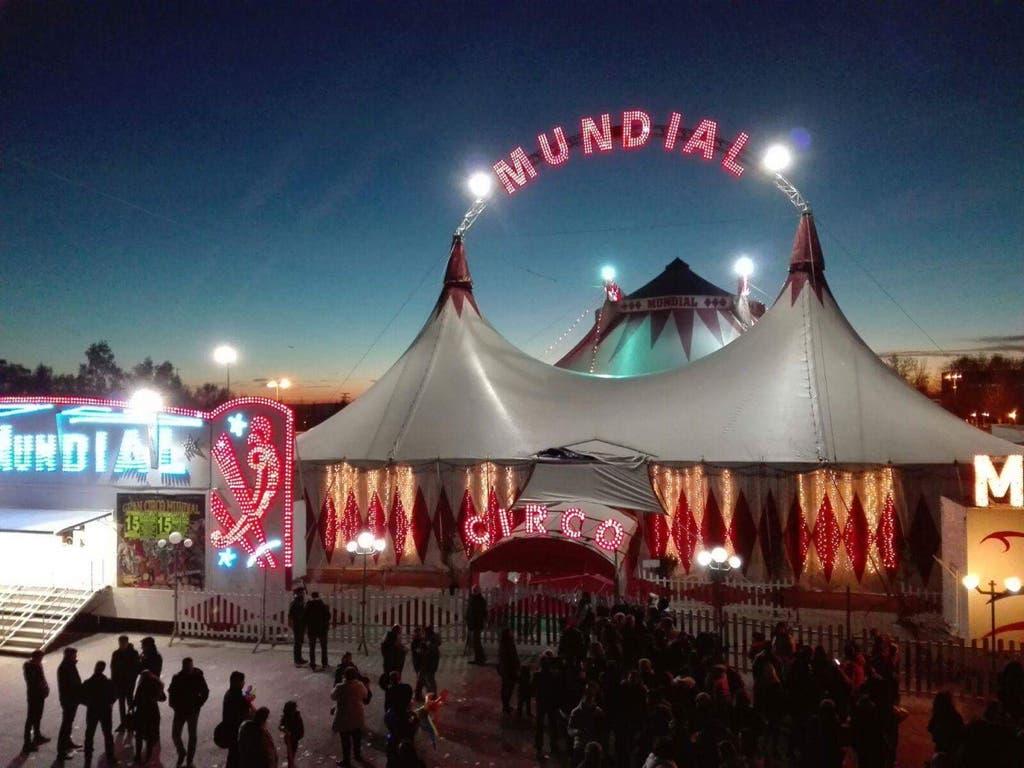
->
[975,455,1024,508]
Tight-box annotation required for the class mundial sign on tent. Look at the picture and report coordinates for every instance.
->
[491,109,751,194]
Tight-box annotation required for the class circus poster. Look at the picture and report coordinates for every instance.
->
[117,493,205,588]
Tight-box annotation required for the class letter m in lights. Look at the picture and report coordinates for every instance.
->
[974,455,1024,508]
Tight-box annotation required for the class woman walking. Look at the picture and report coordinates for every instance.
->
[279,701,304,768]
[132,669,166,765]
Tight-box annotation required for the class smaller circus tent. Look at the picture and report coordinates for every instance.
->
[556,258,763,376]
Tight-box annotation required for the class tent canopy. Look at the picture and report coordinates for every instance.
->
[298,220,1020,466]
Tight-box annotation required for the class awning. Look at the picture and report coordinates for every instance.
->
[0,508,112,535]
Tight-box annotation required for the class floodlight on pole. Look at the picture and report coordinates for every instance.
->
[964,574,1023,672]
[455,170,497,237]
[762,145,793,173]
[266,377,292,402]
[734,256,754,279]
[760,143,810,213]
[213,344,238,393]
[347,530,388,654]
[128,388,164,415]
[601,265,617,283]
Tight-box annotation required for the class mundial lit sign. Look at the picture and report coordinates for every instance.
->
[975,455,1024,508]
[492,108,750,194]
[0,400,205,482]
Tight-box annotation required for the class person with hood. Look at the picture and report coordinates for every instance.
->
[332,666,371,767]
[304,592,331,671]
[133,668,166,764]
[22,649,51,754]
[238,706,278,768]
[288,588,307,667]
[80,660,117,764]
[168,657,210,767]
[111,635,140,733]
[57,646,82,759]
[221,671,253,768]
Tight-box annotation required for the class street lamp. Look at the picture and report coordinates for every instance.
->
[266,377,292,402]
[213,345,238,393]
[346,530,386,654]
[962,573,1022,672]
[157,531,194,645]
[696,546,742,650]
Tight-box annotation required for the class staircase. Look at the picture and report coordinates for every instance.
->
[0,585,106,655]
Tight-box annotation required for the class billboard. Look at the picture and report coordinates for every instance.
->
[116,493,205,588]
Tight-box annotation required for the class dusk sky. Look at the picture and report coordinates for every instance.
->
[2,3,1021,401]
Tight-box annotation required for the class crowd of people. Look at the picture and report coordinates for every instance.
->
[19,584,1024,768]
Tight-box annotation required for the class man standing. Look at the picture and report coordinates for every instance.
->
[22,649,51,754]
[168,657,209,768]
[57,646,82,759]
[221,671,252,768]
[303,591,330,671]
[288,588,307,666]
[80,660,117,764]
[110,635,140,733]
[466,586,488,664]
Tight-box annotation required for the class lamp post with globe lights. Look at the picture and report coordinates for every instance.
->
[696,546,742,649]
[157,531,194,645]
[962,573,1022,673]
[266,377,292,402]
[346,531,386,654]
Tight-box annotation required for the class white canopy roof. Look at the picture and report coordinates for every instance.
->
[298,219,1020,466]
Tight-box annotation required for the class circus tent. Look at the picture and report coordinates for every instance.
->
[297,215,1019,589]
[556,258,764,376]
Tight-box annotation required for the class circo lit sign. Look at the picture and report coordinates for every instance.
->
[492,108,751,195]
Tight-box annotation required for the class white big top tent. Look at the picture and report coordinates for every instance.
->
[298,213,1019,590]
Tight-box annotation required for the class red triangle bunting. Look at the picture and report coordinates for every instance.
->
[696,307,724,345]
[842,494,870,582]
[673,309,695,360]
[649,310,671,347]
[728,491,757,574]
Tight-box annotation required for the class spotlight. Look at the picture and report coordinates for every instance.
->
[762,144,793,173]
[467,172,494,200]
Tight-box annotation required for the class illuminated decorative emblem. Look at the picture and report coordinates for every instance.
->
[211,414,281,567]
[975,455,1023,508]
[182,435,204,461]
[492,108,751,194]
[217,548,238,568]
[227,413,249,438]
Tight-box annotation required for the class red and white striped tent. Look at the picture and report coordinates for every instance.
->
[556,258,764,376]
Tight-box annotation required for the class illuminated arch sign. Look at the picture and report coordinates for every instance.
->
[0,397,295,569]
[492,108,750,195]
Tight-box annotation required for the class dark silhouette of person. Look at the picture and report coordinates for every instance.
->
[56,646,82,758]
[139,635,163,677]
[22,649,51,754]
[498,628,520,715]
[303,592,331,670]
[466,586,487,664]
[288,588,307,666]
[133,668,166,764]
[80,660,117,763]
[381,625,407,678]
[222,670,253,768]
[168,657,210,767]
[238,706,277,768]
[110,635,140,732]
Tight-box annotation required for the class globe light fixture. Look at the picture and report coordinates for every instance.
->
[696,550,712,567]
[213,344,239,393]
[762,144,793,173]
[964,573,1024,672]
[347,530,389,654]
[601,265,617,283]
[467,171,495,200]
[711,546,729,564]
[733,256,754,278]
[962,573,980,590]
[267,377,293,402]
[728,555,742,570]
[1005,577,1022,594]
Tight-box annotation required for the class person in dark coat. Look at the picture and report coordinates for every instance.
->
[498,628,520,715]
[238,706,277,768]
[384,682,418,768]
[466,587,487,664]
[279,700,304,768]
[533,652,561,759]
[381,625,407,678]
[133,669,166,764]
[57,646,82,758]
[334,651,370,687]
[80,660,117,763]
[169,657,210,767]
[303,592,331,671]
[415,626,440,700]
[139,636,163,677]
[22,649,51,754]
[288,588,307,666]
[111,635,140,732]
[927,690,965,758]
[222,671,253,768]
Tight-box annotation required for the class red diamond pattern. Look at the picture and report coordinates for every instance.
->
[340,491,362,561]
[671,491,699,573]
[318,494,337,563]
[875,492,904,575]
[842,494,870,582]
[388,493,410,566]
[410,488,431,564]
[812,495,841,582]
[367,492,386,563]
[432,490,455,561]
[728,491,757,574]
[644,513,669,558]
[784,496,811,577]
[701,489,727,548]
[758,491,784,578]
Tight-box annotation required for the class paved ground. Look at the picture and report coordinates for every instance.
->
[0,632,971,768]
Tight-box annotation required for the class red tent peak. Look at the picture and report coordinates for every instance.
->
[789,212,825,275]
[444,236,473,289]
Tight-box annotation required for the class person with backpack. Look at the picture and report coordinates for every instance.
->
[168,657,210,768]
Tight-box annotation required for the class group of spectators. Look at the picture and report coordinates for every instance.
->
[494,593,908,768]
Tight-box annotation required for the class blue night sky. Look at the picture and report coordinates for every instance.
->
[2,2,1022,400]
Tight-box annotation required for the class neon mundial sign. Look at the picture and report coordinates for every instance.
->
[492,109,750,195]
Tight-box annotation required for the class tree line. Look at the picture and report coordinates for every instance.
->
[0,342,230,410]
